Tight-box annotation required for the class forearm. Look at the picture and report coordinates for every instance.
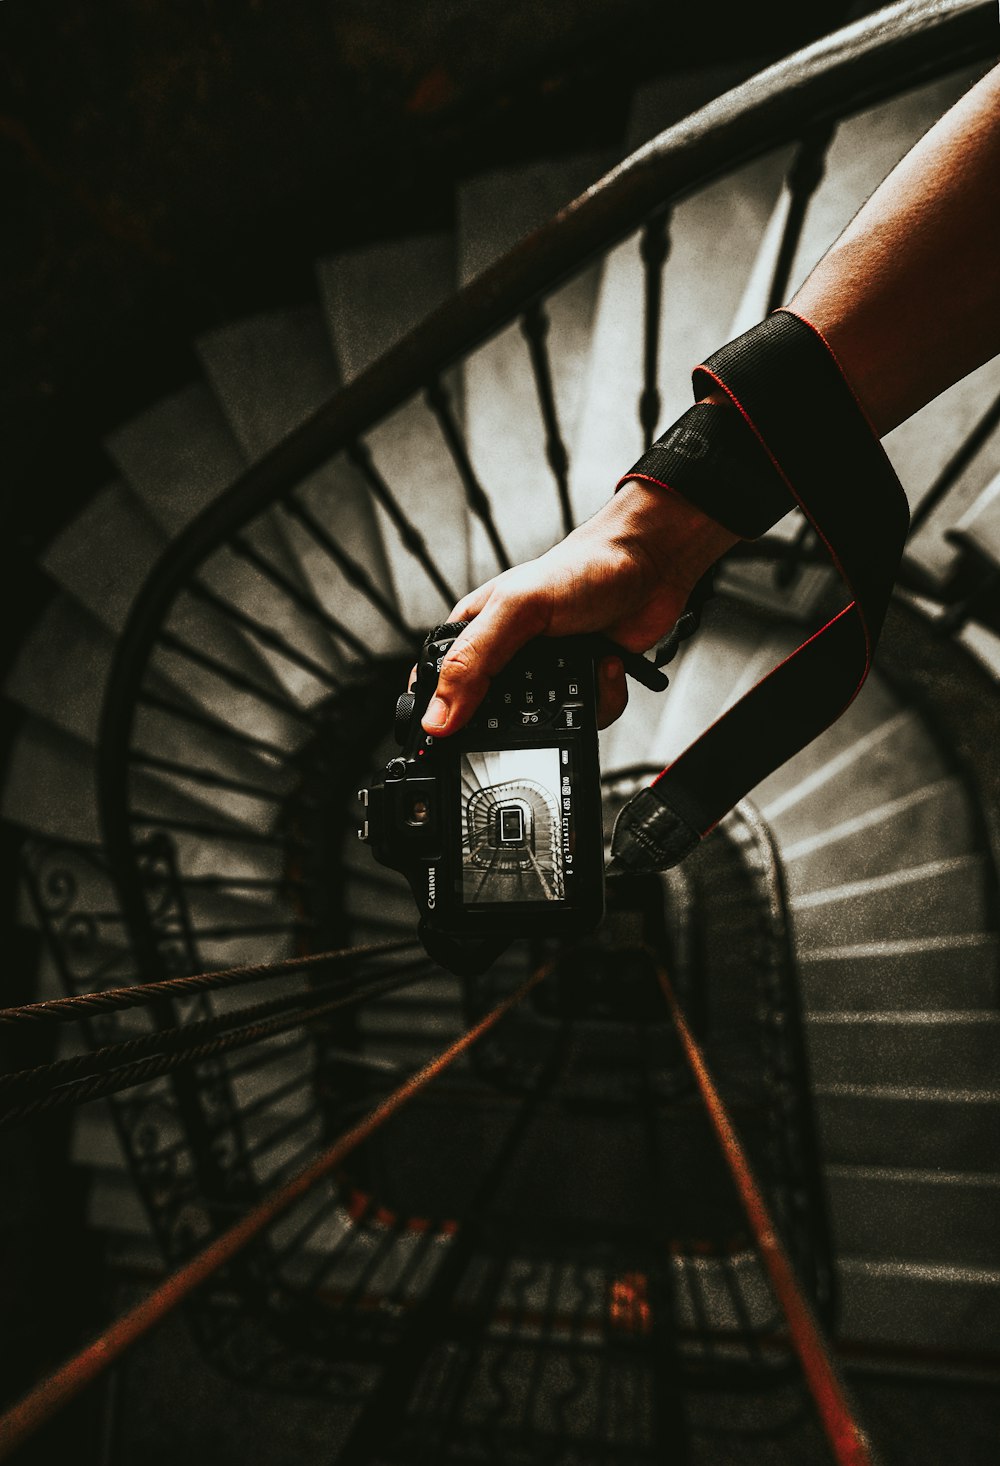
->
[789,61,1000,436]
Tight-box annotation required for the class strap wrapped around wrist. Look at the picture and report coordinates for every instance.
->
[617,400,789,539]
[610,309,910,875]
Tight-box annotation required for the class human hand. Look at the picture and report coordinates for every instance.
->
[418,479,738,736]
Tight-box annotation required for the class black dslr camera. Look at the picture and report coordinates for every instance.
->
[358,622,609,975]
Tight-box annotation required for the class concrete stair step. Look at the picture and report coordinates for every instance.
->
[349,913,418,944]
[655,605,799,765]
[359,1007,464,1043]
[751,670,901,809]
[105,381,247,532]
[958,620,1000,682]
[3,594,294,811]
[318,236,467,629]
[85,1170,156,1239]
[457,153,610,580]
[40,481,297,736]
[816,1084,1000,1171]
[198,307,406,659]
[895,356,1000,587]
[196,301,364,674]
[790,855,990,950]
[346,878,418,932]
[1,716,297,861]
[598,673,674,775]
[951,470,1000,567]
[2,718,108,845]
[107,384,334,703]
[798,931,999,1013]
[181,928,293,975]
[837,1255,1000,1352]
[41,480,170,636]
[197,305,336,457]
[826,1162,1000,1269]
[178,883,297,937]
[782,777,978,891]
[5,593,117,745]
[150,617,308,755]
[126,808,287,889]
[806,1010,1000,1089]
[761,711,950,849]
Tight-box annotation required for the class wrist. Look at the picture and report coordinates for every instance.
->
[607,477,738,595]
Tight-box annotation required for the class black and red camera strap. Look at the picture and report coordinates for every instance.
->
[609,308,910,873]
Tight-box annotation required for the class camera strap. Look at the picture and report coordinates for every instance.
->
[608,308,910,873]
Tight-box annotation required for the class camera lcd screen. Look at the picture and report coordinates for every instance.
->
[459,747,569,905]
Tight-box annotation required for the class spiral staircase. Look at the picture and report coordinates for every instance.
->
[4,2,1000,1460]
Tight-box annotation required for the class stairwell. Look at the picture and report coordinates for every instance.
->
[4,2,1000,1460]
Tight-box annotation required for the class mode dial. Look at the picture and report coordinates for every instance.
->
[394,692,416,746]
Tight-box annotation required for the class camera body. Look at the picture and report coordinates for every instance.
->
[358,623,606,974]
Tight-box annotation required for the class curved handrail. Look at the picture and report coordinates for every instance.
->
[100,0,998,919]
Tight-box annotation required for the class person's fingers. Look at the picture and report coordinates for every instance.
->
[422,582,550,735]
[596,656,628,729]
[407,664,418,692]
[448,579,496,623]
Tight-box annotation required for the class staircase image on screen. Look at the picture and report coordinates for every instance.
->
[460,747,566,904]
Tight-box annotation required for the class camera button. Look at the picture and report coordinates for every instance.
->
[558,703,584,729]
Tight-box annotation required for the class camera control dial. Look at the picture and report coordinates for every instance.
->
[394,692,416,746]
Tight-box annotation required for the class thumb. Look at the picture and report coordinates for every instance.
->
[422,586,549,735]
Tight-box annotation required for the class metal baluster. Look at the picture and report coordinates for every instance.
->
[282,495,417,642]
[938,560,1000,634]
[129,752,289,803]
[156,631,318,727]
[186,581,343,691]
[425,376,511,571]
[767,125,836,586]
[346,441,460,607]
[766,125,835,314]
[521,301,574,537]
[639,208,670,452]
[136,689,293,761]
[774,516,815,589]
[910,388,1000,533]
[228,530,377,664]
